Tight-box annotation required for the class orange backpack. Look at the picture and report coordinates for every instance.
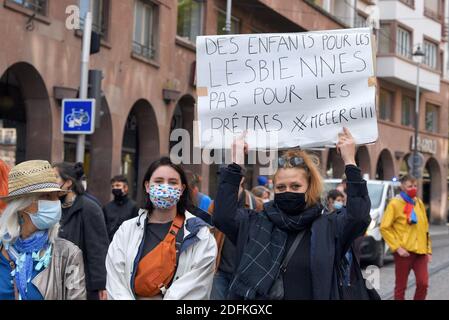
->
[134,214,184,297]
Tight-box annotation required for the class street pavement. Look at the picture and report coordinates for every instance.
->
[369,224,449,300]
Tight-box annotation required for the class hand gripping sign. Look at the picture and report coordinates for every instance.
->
[196,28,378,149]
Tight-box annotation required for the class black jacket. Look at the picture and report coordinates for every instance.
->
[59,194,110,292]
[103,197,138,241]
[213,164,372,300]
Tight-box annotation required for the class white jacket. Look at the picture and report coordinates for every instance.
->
[106,210,217,300]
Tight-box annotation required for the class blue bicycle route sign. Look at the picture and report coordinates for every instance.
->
[61,99,96,134]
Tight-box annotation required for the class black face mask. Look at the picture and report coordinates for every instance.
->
[274,192,307,216]
[112,188,126,201]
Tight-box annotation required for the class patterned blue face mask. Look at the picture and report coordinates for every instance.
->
[149,184,182,209]
[28,200,62,230]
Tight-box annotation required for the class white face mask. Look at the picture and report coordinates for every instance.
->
[263,199,270,203]
[81,180,87,190]
[333,201,344,210]
[29,200,62,230]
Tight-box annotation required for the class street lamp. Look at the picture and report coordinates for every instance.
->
[411,45,425,178]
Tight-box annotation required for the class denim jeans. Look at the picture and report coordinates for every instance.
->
[210,271,233,300]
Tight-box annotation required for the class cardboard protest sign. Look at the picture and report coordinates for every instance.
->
[196,28,378,149]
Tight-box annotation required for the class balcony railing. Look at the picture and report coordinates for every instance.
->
[132,41,156,60]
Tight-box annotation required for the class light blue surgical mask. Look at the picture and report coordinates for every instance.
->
[29,200,62,230]
[333,201,344,210]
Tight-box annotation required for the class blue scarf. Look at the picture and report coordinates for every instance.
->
[7,231,50,300]
[400,192,418,225]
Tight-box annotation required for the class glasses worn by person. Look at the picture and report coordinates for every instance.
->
[213,129,379,300]
[0,160,86,300]
[105,157,217,300]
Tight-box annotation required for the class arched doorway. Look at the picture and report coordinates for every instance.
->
[355,146,371,178]
[423,157,442,222]
[169,95,199,172]
[0,62,52,166]
[326,148,345,178]
[375,149,395,180]
[399,153,411,177]
[122,99,159,203]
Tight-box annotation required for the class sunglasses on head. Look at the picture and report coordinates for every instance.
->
[277,156,306,168]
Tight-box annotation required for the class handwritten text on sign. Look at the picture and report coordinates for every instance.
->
[196,28,378,149]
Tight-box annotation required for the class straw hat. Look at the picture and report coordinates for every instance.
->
[0,160,64,202]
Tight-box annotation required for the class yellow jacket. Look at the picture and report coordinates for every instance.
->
[380,196,432,255]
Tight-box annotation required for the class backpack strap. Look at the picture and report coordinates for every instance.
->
[170,214,184,266]
[164,216,185,292]
[175,222,184,267]
[280,230,306,273]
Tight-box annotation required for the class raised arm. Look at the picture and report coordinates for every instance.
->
[213,134,256,244]
[213,163,246,244]
[336,165,371,257]
[334,128,371,258]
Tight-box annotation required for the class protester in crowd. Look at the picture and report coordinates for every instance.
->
[0,160,85,300]
[105,157,217,300]
[326,189,345,213]
[324,188,354,288]
[210,174,263,300]
[0,160,10,214]
[103,175,138,241]
[336,174,347,205]
[257,176,268,187]
[53,162,109,300]
[188,172,212,212]
[213,128,378,300]
[251,186,271,204]
[380,174,432,300]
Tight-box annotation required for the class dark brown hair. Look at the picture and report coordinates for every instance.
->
[327,189,344,201]
[111,175,128,185]
[400,174,417,185]
[53,162,85,196]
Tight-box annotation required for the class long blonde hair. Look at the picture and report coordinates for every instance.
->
[274,149,323,207]
[0,196,60,245]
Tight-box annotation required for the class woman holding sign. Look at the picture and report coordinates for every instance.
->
[213,128,379,300]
